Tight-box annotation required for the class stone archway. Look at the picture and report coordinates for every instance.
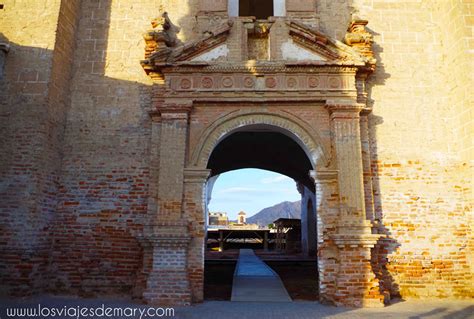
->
[139,10,385,306]
[190,110,330,170]
[184,111,326,303]
[140,102,387,307]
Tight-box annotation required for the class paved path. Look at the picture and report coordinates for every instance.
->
[231,249,292,302]
[0,296,473,319]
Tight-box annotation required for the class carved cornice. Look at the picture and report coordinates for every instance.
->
[162,63,359,74]
[165,71,357,96]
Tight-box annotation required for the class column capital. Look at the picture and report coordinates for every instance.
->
[360,106,373,116]
[325,100,365,118]
[184,167,211,183]
[139,221,191,247]
[309,170,338,183]
[149,100,193,120]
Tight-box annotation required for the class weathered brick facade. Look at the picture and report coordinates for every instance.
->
[0,0,472,308]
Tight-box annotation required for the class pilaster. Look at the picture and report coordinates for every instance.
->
[318,102,386,307]
[326,101,370,232]
[309,169,339,305]
[139,101,194,306]
[183,167,211,302]
[156,101,193,221]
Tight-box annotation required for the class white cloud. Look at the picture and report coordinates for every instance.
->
[260,175,292,184]
[217,187,259,194]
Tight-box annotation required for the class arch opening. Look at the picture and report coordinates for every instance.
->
[203,125,319,301]
[206,125,315,192]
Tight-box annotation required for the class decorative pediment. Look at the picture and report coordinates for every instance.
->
[141,17,233,74]
[190,45,229,62]
[140,13,376,77]
[281,39,327,61]
[286,21,370,66]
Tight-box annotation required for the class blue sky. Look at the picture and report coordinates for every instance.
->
[208,168,300,220]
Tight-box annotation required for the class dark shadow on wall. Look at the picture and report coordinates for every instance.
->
[0,0,151,299]
[0,30,73,296]
[48,0,153,298]
[364,27,401,302]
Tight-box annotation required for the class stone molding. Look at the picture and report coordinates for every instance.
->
[326,101,365,120]
[326,101,365,113]
[331,233,384,248]
[167,72,356,93]
[149,101,193,120]
[309,169,338,183]
[163,64,360,73]
[139,221,191,248]
[183,167,211,183]
[190,110,330,168]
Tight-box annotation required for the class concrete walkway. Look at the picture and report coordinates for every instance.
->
[231,249,292,302]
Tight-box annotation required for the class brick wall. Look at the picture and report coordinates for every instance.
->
[0,0,472,302]
[0,0,80,295]
[349,0,473,298]
[48,0,155,295]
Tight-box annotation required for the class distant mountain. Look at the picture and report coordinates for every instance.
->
[247,200,301,227]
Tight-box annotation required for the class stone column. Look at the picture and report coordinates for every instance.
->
[324,101,385,307]
[156,103,192,221]
[140,101,194,306]
[183,167,211,303]
[309,170,340,306]
[297,182,317,257]
[326,101,371,230]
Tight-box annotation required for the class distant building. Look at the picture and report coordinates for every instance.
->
[208,212,229,228]
[237,211,246,224]
[228,223,259,230]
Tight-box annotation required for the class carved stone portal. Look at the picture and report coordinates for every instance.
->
[139,11,384,308]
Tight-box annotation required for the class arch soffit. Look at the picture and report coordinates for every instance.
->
[190,109,330,169]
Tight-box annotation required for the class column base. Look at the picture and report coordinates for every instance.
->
[143,270,192,306]
[329,232,388,308]
[137,223,193,307]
